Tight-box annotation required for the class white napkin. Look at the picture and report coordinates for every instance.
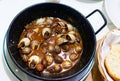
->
[100,29,120,81]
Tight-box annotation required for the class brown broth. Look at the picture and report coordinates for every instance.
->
[18,17,83,74]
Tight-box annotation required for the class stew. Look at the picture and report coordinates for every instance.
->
[18,17,83,74]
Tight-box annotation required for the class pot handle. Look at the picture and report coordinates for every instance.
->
[86,9,107,35]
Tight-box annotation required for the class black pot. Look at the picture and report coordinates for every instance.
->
[6,3,107,81]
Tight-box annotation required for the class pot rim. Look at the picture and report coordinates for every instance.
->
[6,2,96,81]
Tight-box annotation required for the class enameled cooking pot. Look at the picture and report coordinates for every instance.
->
[6,3,107,81]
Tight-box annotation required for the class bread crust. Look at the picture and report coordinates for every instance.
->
[104,44,120,81]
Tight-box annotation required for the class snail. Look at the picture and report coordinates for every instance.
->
[42,27,51,39]
[18,38,30,48]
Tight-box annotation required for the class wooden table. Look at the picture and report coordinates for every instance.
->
[85,55,103,81]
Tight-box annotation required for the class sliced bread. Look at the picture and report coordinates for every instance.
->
[105,44,120,81]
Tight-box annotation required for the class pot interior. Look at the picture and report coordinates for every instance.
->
[7,3,96,80]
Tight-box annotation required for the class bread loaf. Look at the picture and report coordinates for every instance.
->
[105,44,120,81]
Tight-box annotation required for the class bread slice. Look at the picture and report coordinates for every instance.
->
[105,44,120,81]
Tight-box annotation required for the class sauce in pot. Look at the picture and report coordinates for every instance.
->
[18,17,83,74]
